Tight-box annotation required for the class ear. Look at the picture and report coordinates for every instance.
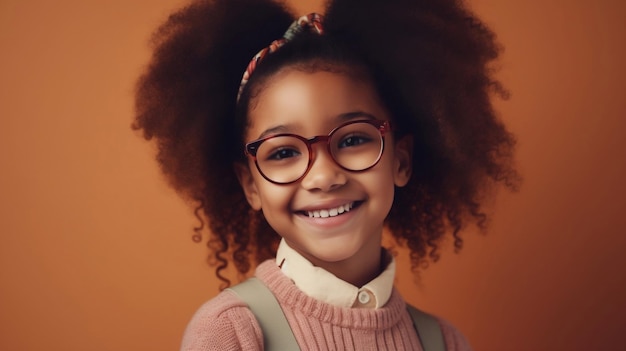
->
[393,135,413,187]
[234,162,262,210]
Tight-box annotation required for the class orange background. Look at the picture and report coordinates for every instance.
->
[1,0,624,350]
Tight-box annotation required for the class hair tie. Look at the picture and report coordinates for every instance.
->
[237,13,324,102]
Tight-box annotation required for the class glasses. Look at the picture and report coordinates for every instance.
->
[245,119,391,184]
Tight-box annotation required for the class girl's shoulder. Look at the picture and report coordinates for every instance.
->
[436,316,474,351]
[180,290,263,351]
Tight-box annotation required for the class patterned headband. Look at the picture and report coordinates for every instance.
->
[237,13,324,102]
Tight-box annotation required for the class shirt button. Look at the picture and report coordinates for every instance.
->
[358,290,371,304]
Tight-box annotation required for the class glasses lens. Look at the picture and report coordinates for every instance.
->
[255,136,309,183]
[330,122,383,171]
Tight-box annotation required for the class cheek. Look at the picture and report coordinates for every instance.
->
[371,157,399,207]
[256,182,293,209]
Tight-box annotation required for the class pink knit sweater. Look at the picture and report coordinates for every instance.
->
[181,260,472,350]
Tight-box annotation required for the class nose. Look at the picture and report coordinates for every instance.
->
[299,144,347,192]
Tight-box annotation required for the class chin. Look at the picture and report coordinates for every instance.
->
[306,243,362,264]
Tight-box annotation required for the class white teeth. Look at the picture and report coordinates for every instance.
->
[307,202,354,218]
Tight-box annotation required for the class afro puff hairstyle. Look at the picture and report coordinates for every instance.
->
[133,0,519,287]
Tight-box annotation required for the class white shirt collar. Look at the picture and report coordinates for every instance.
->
[275,239,395,309]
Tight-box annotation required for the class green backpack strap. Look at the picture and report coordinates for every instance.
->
[229,278,446,351]
[227,277,299,350]
[407,303,446,351]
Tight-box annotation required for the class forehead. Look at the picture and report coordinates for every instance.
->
[245,68,388,139]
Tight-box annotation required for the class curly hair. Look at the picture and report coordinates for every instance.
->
[133,0,519,287]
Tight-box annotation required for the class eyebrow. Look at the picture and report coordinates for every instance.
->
[256,111,378,139]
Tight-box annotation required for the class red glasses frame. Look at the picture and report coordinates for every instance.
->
[244,119,391,184]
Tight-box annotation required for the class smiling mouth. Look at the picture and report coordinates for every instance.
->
[304,202,359,218]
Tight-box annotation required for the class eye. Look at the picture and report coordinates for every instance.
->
[338,134,373,148]
[266,147,302,161]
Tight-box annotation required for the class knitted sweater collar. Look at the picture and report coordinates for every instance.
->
[255,260,408,330]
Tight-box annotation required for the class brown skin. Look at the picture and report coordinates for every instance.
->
[236,69,412,286]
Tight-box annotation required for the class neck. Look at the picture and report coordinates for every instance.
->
[304,243,383,288]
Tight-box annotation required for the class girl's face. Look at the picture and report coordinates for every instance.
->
[236,68,412,273]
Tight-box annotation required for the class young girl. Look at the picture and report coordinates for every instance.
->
[133,0,518,349]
